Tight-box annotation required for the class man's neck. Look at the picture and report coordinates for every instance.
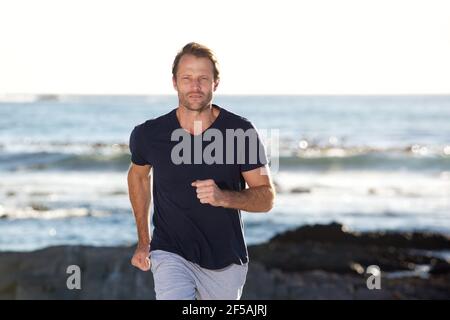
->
[176,104,219,135]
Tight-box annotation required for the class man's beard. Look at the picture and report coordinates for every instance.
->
[179,91,213,112]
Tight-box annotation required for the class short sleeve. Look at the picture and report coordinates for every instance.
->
[239,122,268,173]
[129,125,149,166]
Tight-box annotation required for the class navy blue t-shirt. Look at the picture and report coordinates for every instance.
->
[129,104,268,269]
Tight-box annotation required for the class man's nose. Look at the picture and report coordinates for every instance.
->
[191,79,201,89]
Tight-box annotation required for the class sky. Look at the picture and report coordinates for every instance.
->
[1,0,449,95]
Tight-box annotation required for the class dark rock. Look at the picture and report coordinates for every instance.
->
[249,222,450,274]
[1,223,449,300]
[0,245,155,300]
[429,259,450,275]
[29,203,50,211]
[270,222,450,250]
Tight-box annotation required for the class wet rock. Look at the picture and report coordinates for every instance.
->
[249,222,450,273]
[1,223,449,300]
[429,259,450,275]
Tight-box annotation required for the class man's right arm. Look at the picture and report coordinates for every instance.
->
[127,162,152,271]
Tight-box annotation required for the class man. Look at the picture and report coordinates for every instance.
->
[127,42,275,300]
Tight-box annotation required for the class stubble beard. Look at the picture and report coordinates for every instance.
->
[179,91,213,113]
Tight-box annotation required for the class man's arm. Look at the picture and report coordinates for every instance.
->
[127,162,152,271]
[191,165,276,213]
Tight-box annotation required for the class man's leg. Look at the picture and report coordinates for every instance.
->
[192,262,248,300]
[150,250,196,300]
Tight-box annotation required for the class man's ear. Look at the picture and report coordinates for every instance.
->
[213,79,220,91]
[172,76,178,91]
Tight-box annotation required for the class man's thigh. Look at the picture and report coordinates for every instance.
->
[150,250,196,300]
[193,263,248,300]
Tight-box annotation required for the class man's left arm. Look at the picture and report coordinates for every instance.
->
[191,165,275,213]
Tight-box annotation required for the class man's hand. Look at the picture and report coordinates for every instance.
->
[131,244,151,271]
[191,179,228,207]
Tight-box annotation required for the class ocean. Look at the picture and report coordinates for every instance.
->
[0,94,449,251]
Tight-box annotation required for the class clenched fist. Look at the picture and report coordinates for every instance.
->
[131,244,151,271]
[191,179,228,207]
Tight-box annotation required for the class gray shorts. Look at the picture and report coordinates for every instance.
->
[150,249,248,300]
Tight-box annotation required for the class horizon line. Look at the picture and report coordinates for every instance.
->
[2,92,450,97]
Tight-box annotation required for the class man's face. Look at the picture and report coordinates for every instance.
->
[173,54,219,111]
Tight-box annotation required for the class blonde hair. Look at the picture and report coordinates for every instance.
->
[172,42,220,81]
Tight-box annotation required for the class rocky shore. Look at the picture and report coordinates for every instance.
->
[1,223,449,299]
